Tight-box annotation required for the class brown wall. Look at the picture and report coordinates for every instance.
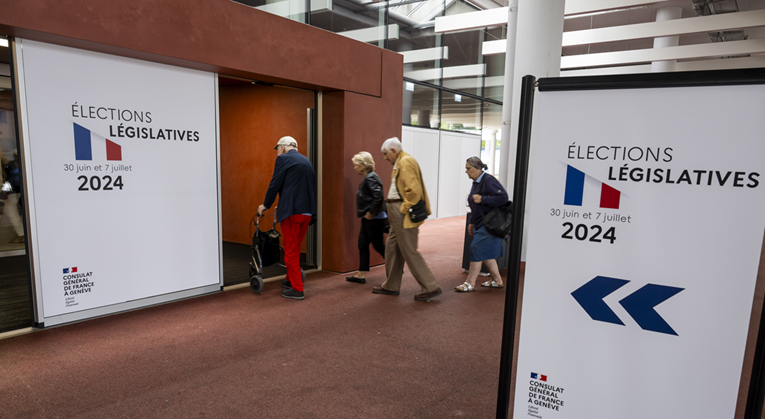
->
[0,0,403,274]
[321,50,403,273]
[0,0,383,96]
[219,82,313,245]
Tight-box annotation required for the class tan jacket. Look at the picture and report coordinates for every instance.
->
[392,151,431,229]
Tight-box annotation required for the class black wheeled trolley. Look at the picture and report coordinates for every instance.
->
[248,209,307,294]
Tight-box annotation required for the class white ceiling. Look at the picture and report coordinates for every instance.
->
[562,0,765,74]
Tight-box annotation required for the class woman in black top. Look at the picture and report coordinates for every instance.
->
[455,156,508,292]
[347,151,387,284]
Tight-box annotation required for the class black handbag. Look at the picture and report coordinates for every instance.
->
[408,200,428,223]
[395,163,428,223]
[475,174,512,238]
[480,201,513,238]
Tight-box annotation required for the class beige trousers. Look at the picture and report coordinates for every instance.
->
[382,202,440,293]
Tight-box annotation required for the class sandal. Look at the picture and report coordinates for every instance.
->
[481,280,504,288]
[454,282,475,292]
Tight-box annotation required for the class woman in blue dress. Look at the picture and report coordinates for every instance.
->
[455,156,508,292]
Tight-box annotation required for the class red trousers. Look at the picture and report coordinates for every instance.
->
[281,214,311,292]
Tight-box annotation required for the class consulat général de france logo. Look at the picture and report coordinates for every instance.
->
[62,266,95,307]
[527,372,566,418]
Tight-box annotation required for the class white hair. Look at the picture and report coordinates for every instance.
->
[381,137,402,153]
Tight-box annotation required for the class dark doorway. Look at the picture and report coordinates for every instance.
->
[218,76,317,287]
[0,36,33,333]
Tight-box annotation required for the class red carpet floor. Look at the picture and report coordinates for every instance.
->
[0,215,523,418]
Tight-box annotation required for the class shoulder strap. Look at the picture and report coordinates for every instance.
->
[474,172,491,216]
[416,162,426,194]
[394,157,427,200]
[477,172,488,195]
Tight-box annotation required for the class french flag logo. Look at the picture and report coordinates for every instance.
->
[531,372,547,381]
[62,267,78,274]
[564,165,621,209]
[73,122,122,161]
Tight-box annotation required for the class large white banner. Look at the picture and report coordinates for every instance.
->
[19,40,220,319]
[515,84,765,419]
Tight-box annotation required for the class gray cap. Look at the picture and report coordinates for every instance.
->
[274,136,296,149]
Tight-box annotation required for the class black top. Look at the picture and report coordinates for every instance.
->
[263,149,317,224]
[468,173,508,231]
[356,171,385,218]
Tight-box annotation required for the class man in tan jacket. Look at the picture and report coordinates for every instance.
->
[372,137,442,301]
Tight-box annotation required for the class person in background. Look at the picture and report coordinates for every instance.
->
[258,136,317,301]
[347,152,387,284]
[372,137,442,302]
[455,156,508,292]
[3,150,24,244]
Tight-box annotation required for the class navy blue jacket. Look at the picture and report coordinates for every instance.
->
[468,173,508,231]
[263,149,317,224]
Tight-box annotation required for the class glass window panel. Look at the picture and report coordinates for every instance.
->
[403,82,440,129]
[233,0,309,24]
[390,0,444,23]
[391,29,444,86]
[389,0,446,85]
[441,28,484,96]
[483,25,505,102]
[440,92,480,134]
[481,101,502,176]
[444,0,480,16]
[310,2,386,48]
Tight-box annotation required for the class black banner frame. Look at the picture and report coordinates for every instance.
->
[495,68,765,419]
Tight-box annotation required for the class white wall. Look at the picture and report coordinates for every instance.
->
[402,127,440,218]
[402,126,481,219]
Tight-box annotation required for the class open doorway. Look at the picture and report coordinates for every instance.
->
[218,76,318,287]
[0,35,33,333]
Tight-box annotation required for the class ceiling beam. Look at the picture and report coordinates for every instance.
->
[560,38,765,68]
[482,39,505,55]
[483,9,765,55]
[564,0,670,16]
[400,47,450,63]
[404,63,486,81]
[561,56,765,76]
[337,24,400,42]
[255,0,332,16]
[435,7,507,33]
[563,9,765,46]
[436,0,676,34]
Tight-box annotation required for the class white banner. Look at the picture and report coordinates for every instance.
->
[19,40,220,318]
[515,84,765,419]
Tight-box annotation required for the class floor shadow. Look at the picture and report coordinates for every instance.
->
[0,255,33,333]
[222,241,309,287]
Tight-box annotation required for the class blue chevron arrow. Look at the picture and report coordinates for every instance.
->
[619,284,684,336]
[571,276,630,326]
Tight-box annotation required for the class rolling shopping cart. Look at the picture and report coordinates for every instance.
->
[248,208,306,294]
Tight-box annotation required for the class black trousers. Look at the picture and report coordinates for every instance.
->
[358,218,386,271]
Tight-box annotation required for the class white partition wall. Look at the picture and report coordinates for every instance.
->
[438,132,482,218]
[437,133,462,218]
[402,127,440,219]
[402,126,481,220]
[400,127,416,160]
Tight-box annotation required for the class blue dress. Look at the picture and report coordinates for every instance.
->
[467,172,508,262]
